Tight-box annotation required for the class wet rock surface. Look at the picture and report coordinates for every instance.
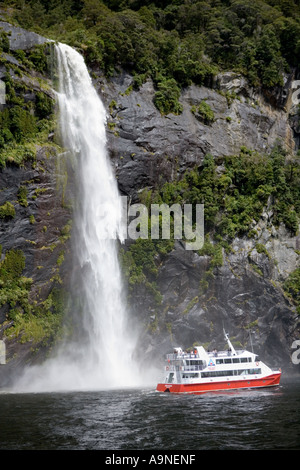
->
[0,147,71,380]
[0,21,49,50]
[97,71,300,374]
[98,71,296,201]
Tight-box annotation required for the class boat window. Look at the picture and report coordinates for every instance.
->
[232,358,240,363]
[182,373,200,379]
[216,358,224,364]
[186,359,203,365]
[224,358,232,363]
[167,373,174,383]
[201,368,261,378]
[240,358,248,363]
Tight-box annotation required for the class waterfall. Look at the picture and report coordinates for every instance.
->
[55,42,140,389]
[13,43,142,392]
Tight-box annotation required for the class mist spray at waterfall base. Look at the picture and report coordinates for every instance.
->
[12,43,154,393]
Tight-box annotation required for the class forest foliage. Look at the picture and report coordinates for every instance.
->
[120,145,300,309]
[1,0,299,92]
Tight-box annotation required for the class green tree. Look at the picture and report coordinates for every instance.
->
[153,78,183,115]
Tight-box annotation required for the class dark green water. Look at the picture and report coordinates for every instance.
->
[0,377,299,451]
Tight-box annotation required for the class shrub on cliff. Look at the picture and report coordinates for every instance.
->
[0,202,15,219]
[153,78,183,115]
[0,249,25,283]
[284,268,300,314]
[191,100,215,125]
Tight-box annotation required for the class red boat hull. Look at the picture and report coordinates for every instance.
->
[156,372,281,394]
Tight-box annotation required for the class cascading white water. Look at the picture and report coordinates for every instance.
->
[55,42,140,389]
[13,43,143,392]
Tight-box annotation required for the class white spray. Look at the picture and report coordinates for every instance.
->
[13,43,143,392]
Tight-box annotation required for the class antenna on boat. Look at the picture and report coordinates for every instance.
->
[223,328,237,356]
[249,330,254,353]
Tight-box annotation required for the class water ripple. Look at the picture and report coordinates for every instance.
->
[0,379,299,450]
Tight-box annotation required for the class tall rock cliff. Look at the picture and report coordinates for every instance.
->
[0,22,71,384]
[96,67,300,374]
[0,21,299,384]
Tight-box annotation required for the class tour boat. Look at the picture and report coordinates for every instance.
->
[156,330,281,394]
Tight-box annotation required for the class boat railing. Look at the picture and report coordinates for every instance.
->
[165,364,204,372]
[166,353,203,360]
[167,349,246,361]
[207,349,245,357]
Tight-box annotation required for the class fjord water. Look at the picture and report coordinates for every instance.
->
[12,43,144,392]
[0,378,300,450]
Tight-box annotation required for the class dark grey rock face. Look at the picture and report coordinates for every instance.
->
[97,71,296,202]
[96,71,300,374]
[132,239,299,374]
[0,21,49,50]
[0,22,70,380]
[0,145,71,385]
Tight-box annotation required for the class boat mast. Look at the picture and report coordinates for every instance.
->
[249,330,254,353]
[223,329,237,355]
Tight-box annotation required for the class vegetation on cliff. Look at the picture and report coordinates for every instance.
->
[0,246,64,345]
[0,35,55,167]
[2,0,300,114]
[284,267,300,314]
[145,146,300,239]
[0,29,67,351]
[119,146,300,307]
